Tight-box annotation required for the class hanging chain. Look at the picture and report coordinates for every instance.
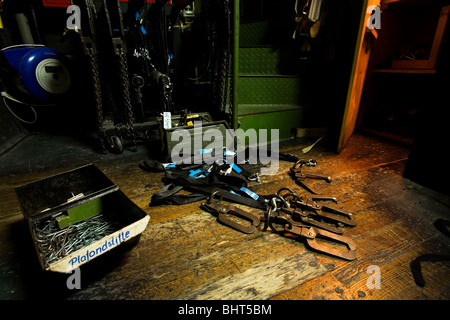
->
[225,0,234,127]
[218,42,229,117]
[87,51,107,153]
[227,20,234,127]
[210,0,233,127]
[117,51,137,151]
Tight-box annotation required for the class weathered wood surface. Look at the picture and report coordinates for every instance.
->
[0,133,449,300]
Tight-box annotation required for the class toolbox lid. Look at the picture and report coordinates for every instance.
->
[15,164,118,223]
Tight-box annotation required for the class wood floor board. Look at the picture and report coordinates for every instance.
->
[68,212,328,300]
[1,133,449,300]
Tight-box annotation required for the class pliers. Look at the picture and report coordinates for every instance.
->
[263,195,357,261]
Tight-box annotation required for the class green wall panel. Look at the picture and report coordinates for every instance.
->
[238,77,312,106]
[238,109,308,141]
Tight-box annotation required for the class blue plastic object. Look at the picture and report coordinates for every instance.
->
[2,45,71,102]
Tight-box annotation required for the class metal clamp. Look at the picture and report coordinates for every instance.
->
[289,160,331,194]
[264,196,357,260]
[201,191,260,234]
[286,224,357,261]
[277,188,356,228]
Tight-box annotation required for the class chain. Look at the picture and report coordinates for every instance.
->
[217,46,229,117]
[224,0,234,127]
[209,0,233,127]
[117,52,137,151]
[227,43,234,127]
[100,77,122,138]
[87,51,107,153]
[162,78,173,113]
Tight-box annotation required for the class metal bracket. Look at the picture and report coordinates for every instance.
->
[201,191,260,234]
[264,193,357,261]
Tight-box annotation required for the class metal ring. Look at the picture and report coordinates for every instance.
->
[263,205,273,232]
[276,187,295,197]
[292,160,304,170]
[270,194,289,210]
[207,190,223,204]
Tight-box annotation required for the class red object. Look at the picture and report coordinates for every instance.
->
[42,0,71,7]
[41,0,161,8]
[118,0,159,2]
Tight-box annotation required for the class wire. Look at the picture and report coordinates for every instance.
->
[1,91,38,124]
[187,58,211,81]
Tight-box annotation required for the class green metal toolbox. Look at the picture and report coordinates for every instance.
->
[15,164,150,274]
